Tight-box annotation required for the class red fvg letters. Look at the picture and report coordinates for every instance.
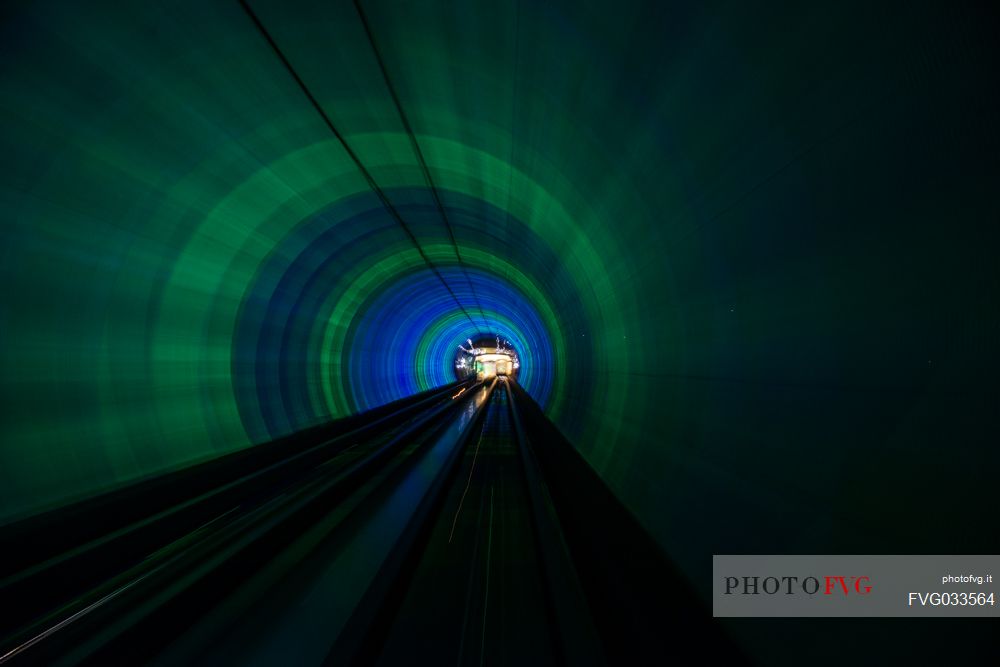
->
[824,576,872,595]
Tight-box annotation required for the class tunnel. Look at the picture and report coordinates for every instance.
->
[1,1,998,665]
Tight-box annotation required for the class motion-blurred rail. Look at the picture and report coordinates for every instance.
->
[0,379,740,666]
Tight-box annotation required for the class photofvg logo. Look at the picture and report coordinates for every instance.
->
[713,555,1000,617]
[724,575,872,596]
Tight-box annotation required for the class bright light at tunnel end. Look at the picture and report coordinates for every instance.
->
[455,335,520,382]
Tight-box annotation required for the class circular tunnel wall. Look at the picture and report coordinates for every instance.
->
[1,0,998,601]
[230,187,562,441]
